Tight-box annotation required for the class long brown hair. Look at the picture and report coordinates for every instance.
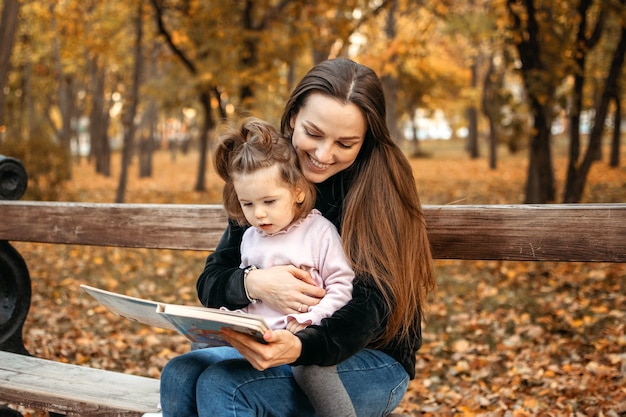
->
[281,59,435,344]
[214,117,316,226]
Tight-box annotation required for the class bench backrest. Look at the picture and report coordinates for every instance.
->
[1,201,624,262]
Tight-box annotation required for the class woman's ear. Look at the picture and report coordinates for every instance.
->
[290,115,295,129]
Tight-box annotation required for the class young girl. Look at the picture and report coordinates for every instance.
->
[212,117,357,416]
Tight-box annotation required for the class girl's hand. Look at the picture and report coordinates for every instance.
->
[286,318,310,334]
[245,265,325,314]
[222,328,302,371]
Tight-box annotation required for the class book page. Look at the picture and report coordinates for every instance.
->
[81,284,178,331]
[82,284,271,346]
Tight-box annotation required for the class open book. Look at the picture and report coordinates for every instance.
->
[81,284,270,346]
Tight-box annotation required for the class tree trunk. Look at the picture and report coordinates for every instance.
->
[609,94,621,168]
[562,0,605,202]
[0,0,20,135]
[150,0,217,192]
[481,55,499,170]
[466,62,479,159]
[525,103,555,203]
[563,24,626,202]
[58,76,76,176]
[381,1,401,143]
[507,0,555,203]
[382,73,400,142]
[88,57,111,176]
[238,0,258,109]
[194,90,214,192]
[487,117,497,170]
[50,3,76,178]
[139,101,158,178]
[116,0,144,203]
[20,61,34,137]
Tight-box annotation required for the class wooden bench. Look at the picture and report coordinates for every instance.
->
[1,200,625,416]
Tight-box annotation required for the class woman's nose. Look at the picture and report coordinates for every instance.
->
[315,141,333,163]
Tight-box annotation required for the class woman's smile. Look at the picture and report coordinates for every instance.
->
[306,154,331,170]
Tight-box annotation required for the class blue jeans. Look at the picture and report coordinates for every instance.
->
[160,347,409,417]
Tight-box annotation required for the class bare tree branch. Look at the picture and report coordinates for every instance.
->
[148,0,197,74]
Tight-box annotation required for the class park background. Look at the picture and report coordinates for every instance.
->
[0,0,625,415]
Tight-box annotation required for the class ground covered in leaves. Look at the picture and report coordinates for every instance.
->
[10,140,626,416]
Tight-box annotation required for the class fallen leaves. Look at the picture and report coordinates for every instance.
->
[12,143,626,416]
[398,260,626,416]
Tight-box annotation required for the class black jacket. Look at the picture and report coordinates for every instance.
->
[196,172,421,378]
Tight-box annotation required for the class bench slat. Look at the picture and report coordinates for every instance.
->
[0,201,227,250]
[426,204,626,262]
[0,201,624,262]
[0,351,160,417]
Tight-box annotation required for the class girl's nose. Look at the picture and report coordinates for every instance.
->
[255,207,266,219]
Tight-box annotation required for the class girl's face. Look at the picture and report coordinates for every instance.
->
[291,93,366,184]
[233,165,303,235]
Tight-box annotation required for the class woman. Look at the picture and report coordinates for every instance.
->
[160,58,435,417]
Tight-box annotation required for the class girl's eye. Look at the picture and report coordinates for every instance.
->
[264,200,276,205]
[241,202,252,207]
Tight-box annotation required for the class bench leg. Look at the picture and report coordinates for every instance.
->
[0,240,31,356]
[0,405,24,417]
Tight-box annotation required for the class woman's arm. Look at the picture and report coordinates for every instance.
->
[294,278,388,365]
[197,219,249,309]
[222,277,389,369]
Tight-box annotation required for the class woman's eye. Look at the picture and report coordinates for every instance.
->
[338,142,354,149]
[304,129,321,138]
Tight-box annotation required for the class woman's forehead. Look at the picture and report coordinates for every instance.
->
[299,93,366,139]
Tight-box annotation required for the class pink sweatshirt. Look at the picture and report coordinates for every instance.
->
[238,209,354,330]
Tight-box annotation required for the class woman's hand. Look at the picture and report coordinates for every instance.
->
[245,265,325,314]
[222,328,302,371]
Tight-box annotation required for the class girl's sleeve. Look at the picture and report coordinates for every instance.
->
[292,277,389,366]
[196,219,250,310]
[288,222,355,326]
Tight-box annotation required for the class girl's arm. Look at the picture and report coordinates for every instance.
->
[287,221,355,326]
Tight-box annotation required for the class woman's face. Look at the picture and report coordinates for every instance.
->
[291,93,366,184]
